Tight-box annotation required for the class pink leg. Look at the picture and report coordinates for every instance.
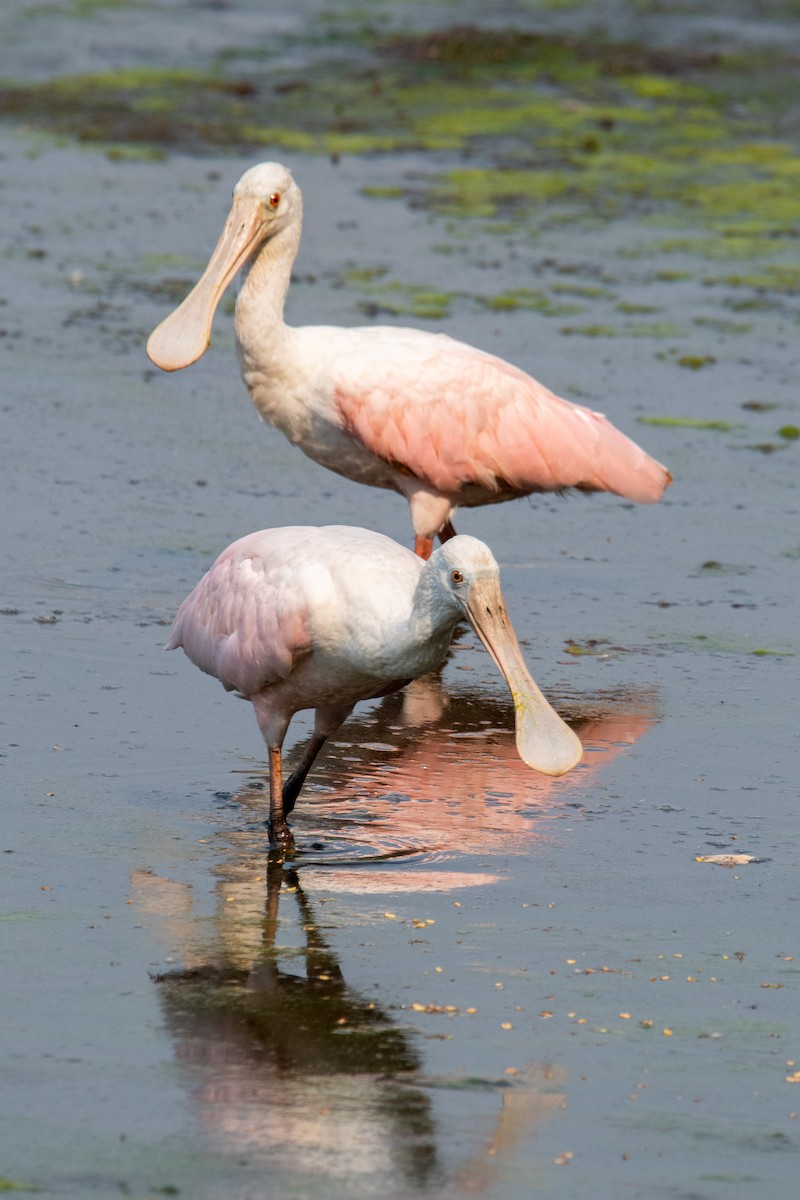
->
[414,534,434,560]
[268,745,294,850]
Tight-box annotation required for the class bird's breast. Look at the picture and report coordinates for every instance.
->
[242,365,413,493]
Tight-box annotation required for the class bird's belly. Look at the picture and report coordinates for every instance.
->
[297,426,405,492]
[245,374,418,495]
[276,633,450,716]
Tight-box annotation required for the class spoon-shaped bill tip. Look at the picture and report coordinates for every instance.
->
[146,296,213,372]
[513,688,583,776]
[146,192,269,372]
[463,576,582,778]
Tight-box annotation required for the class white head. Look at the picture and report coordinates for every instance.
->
[232,161,303,243]
[427,535,583,778]
[428,534,501,612]
[147,161,302,372]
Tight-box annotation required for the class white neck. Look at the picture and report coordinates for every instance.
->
[235,218,301,364]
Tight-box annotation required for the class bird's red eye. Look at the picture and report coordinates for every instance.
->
[450,569,464,585]
[268,192,281,210]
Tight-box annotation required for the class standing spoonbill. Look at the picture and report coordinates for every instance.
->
[147,162,672,559]
[166,525,582,846]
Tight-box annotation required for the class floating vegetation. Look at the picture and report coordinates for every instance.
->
[353,280,455,320]
[703,265,800,294]
[698,560,751,575]
[560,324,618,338]
[628,321,686,338]
[692,316,752,335]
[476,288,585,316]
[616,302,661,314]
[638,416,738,431]
[563,639,621,657]
[0,21,799,260]
[676,354,717,369]
[741,401,778,412]
[551,282,617,299]
[687,634,792,657]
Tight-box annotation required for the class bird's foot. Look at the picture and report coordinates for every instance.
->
[267,819,296,857]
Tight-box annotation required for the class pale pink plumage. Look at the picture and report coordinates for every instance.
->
[332,327,667,501]
[147,162,671,559]
[166,525,583,847]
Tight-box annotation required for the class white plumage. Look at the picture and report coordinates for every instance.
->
[167,525,582,847]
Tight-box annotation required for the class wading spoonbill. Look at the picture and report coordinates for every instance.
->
[166,525,582,846]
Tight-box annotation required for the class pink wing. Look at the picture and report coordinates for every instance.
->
[334,330,671,502]
[166,528,313,697]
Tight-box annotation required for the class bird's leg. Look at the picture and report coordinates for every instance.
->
[268,745,295,850]
[438,521,458,544]
[414,534,435,560]
[282,732,329,816]
[282,703,353,816]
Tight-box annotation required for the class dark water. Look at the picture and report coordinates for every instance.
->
[2,3,799,1197]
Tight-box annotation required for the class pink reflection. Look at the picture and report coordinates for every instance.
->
[297,699,658,856]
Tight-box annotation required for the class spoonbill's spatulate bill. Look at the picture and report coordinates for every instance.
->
[166,526,582,846]
[147,162,672,560]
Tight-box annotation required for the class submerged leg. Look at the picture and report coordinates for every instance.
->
[438,520,458,543]
[268,744,294,849]
[251,695,294,849]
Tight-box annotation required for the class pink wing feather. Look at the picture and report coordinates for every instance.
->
[166,529,313,697]
[334,331,671,502]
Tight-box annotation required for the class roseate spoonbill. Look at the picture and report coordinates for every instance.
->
[147,162,672,559]
[166,525,582,846]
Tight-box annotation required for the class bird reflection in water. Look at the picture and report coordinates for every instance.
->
[143,860,438,1189]
[135,685,655,1189]
[136,861,566,1192]
[227,680,659,864]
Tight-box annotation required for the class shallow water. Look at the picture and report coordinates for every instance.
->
[2,2,799,1197]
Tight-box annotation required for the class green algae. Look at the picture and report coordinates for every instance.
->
[687,635,794,658]
[559,319,685,338]
[1,18,799,288]
[692,316,752,334]
[354,280,455,320]
[616,302,660,314]
[560,323,619,338]
[628,321,686,338]
[564,639,615,657]
[638,417,739,431]
[362,185,406,199]
[0,66,261,154]
[703,265,800,294]
[551,282,617,299]
[676,353,717,369]
[477,288,585,317]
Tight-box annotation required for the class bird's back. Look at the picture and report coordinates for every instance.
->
[166,526,423,697]
[319,326,671,503]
